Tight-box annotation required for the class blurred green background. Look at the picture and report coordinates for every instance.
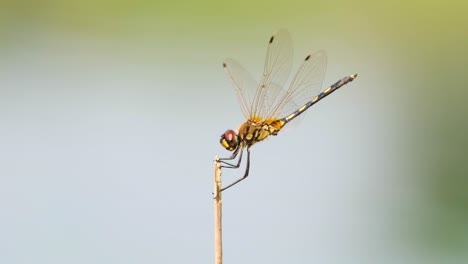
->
[1,0,467,263]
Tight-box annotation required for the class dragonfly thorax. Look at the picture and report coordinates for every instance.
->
[237,119,284,147]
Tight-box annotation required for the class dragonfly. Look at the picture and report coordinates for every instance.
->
[219,29,357,192]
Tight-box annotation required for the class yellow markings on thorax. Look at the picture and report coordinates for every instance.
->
[270,119,285,129]
[239,117,286,144]
[257,129,270,141]
[264,118,279,124]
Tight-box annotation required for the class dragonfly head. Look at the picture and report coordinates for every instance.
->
[220,130,239,151]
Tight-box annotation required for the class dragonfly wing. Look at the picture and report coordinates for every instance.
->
[223,58,259,119]
[266,50,327,120]
[252,29,293,119]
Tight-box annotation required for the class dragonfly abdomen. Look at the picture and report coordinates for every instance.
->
[282,74,357,124]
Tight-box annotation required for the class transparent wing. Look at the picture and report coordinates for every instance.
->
[251,28,293,119]
[265,50,327,120]
[223,58,259,119]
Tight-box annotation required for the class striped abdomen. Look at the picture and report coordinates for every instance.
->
[282,74,357,124]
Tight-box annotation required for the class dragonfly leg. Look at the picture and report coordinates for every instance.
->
[219,146,240,160]
[219,147,243,168]
[221,148,250,192]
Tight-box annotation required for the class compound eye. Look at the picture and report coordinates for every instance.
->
[224,130,235,142]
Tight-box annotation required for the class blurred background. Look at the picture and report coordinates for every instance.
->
[1,0,467,263]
